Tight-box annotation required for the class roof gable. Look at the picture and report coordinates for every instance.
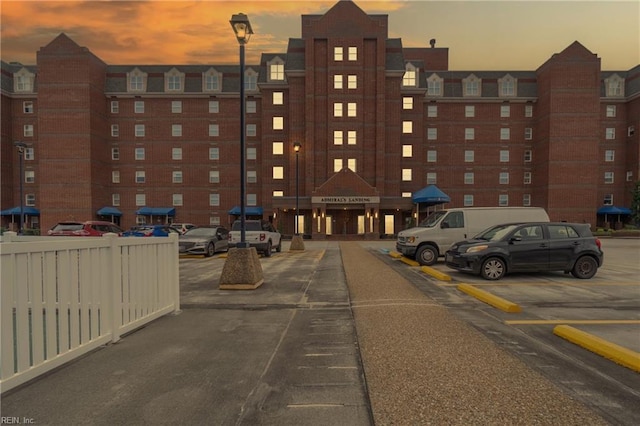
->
[313,168,378,197]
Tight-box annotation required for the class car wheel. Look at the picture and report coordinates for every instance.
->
[571,256,598,279]
[416,245,438,266]
[263,241,272,257]
[481,257,506,280]
[205,242,215,257]
[275,241,282,252]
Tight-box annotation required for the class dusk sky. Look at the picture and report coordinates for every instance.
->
[1,0,638,71]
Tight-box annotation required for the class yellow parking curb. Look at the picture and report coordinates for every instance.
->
[553,325,640,373]
[400,256,420,267]
[457,283,521,313]
[388,251,403,259]
[420,266,451,281]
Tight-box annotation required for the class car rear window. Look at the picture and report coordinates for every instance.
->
[52,223,84,231]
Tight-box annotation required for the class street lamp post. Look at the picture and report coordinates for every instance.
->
[230,13,253,249]
[294,141,301,235]
[14,141,27,235]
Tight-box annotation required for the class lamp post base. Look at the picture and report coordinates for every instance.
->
[289,234,305,251]
[219,247,264,290]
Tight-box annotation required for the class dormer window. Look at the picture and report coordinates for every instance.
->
[427,73,443,97]
[463,74,481,97]
[245,68,258,91]
[605,74,624,97]
[268,57,285,82]
[127,68,147,93]
[165,68,185,92]
[14,68,35,93]
[498,74,517,97]
[203,68,222,92]
[402,63,417,87]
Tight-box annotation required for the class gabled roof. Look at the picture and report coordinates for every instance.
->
[313,168,379,197]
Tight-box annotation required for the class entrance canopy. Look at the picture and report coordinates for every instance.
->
[0,206,40,216]
[596,206,632,215]
[97,206,122,217]
[228,206,263,216]
[412,185,450,205]
[136,207,176,216]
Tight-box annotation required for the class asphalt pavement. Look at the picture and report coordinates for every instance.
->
[0,241,611,425]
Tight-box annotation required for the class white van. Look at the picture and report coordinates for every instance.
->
[396,207,550,265]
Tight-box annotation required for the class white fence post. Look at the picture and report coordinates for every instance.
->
[104,233,122,343]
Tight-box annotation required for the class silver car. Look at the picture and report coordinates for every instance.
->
[178,226,229,257]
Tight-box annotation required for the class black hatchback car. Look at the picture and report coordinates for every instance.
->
[445,222,603,280]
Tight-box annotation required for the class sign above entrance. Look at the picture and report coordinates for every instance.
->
[312,196,380,204]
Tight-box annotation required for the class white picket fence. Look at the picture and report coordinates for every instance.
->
[0,232,180,393]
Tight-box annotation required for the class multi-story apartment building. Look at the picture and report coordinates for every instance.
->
[2,0,639,237]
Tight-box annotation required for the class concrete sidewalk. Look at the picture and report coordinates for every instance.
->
[1,242,607,425]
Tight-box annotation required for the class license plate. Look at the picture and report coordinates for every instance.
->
[445,253,453,263]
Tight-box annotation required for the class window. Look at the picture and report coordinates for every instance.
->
[465,128,475,140]
[525,104,533,117]
[273,166,284,180]
[270,63,284,81]
[246,100,255,114]
[110,101,119,113]
[426,173,437,184]
[402,145,413,157]
[605,128,615,139]
[606,105,616,117]
[112,194,120,206]
[627,171,634,182]
[25,194,35,206]
[209,124,219,137]
[172,194,183,206]
[112,171,120,183]
[172,171,183,183]
[333,103,343,117]
[333,131,343,145]
[273,92,283,105]
[23,101,34,113]
[464,172,474,184]
[171,101,182,113]
[209,147,219,160]
[427,128,437,140]
[403,97,413,110]
[500,150,510,162]
[172,148,182,160]
[134,101,144,113]
[246,124,256,137]
[25,170,35,183]
[523,194,531,207]
[499,172,509,184]
[427,75,442,96]
[347,158,356,172]
[166,70,183,91]
[172,124,182,137]
[463,74,481,96]
[525,128,533,140]
[273,191,284,197]
[603,194,613,205]
[524,172,532,184]
[273,117,284,130]
[209,171,220,183]
[205,73,220,92]
[628,126,635,137]
[524,150,532,162]
[247,194,257,206]
[403,121,413,134]
[129,71,145,92]
[135,171,146,183]
[427,150,437,162]
[499,194,509,206]
[604,172,614,184]
[347,131,357,145]
[209,194,220,206]
[247,147,257,160]
[402,169,412,181]
[111,125,119,137]
[403,65,417,87]
[500,105,511,118]
[605,150,615,162]
[465,106,475,117]
[23,125,33,137]
[135,147,145,160]
[14,69,35,92]
[209,100,219,113]
[427,105,438,118]
[347,103,357,117]
[24,148,34,160]
[348,75,357,89]
[464,195,474,206]
[499,75,516,97]
[333,159,343,172]
[348,47,357,61]
[605,74,624,97]
[334,47,343,61]
[272,142,284,155]
[247,171,257,183]
[135,193,146,206]
[245,70,258,91]
[334,75,343,89]
[135,124,145,137]
[464,150,474,162]
[112,148,120,160]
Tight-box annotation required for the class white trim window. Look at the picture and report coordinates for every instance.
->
[403,97,413,110]
[210,194,220,206]
[347,103,357,117]
[247,100,256,113]
[604,74,624,97]
[334,47,343,61]
[500,128,510,140]
[14,68,35,93]
[465,106,475,118]
[463,74,481,97]
[165,68,184,92]
[209,124,219,137]
[426,173,437,184]
[111,147,120,160]
[135,147,145,160]
[334,75,343,89]
[605,128,615,140]
[333,131,343,145]
[525,128,533,140]
[273,92,283,105]
[427,150,437,163]
[111,101,119,113]
[209,100,219,113]
[499,172,509,184]
[348,75,357,89]
[427,73,443,96]
[172,124,182,137]
[136,194,146,206]
[135,171,146,183]
[606,105,616,117]
[172,148,182,160]
[203,68,222,92]
[427,105,438,118]
[112,194,121,206]
[23,125,34,137]
[498,74,516,97]
[464,172,474,184]
[245,69,258,91]
[209,147,219,160]
[523,194,531,206]
[127,68,147,92]
[134,101,144,113]
[135,124,145,137]
[347,131,356,145]
[172,194,183,206]
[172,171,183,183]
[464,195,474,207]
[403,63,417,87]
[111,124,119,137]
[348,47,357,61]
[247,171,257,183]
[171,101,182,113]
[605,150,615,162]
[209,171,220,183]
[525,104,533,117]
[604,172,614,184]
[465,128,475,140]
[23,101,34,113]
[500,150,510,162]
[524,172,532,184]
[499,194,509,206]
[464,150,474,162]
[333,103,343,117]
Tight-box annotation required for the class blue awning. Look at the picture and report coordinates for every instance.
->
[412,185,451,205]
[136,207,176,216]
[597,206,632,215]
[0,206,40,216]
[228,206,264,216]
[97,206,123,217]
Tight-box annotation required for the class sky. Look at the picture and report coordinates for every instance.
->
[1,0,638,71]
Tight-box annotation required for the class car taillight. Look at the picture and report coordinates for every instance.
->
[595,238,602,249]
[259,233,266,241]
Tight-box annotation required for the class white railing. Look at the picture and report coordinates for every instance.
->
[0,232,180,393]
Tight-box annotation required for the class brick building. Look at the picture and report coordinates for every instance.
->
[2,0,639,237]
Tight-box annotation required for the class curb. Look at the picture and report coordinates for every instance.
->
[553,325,640,373]
[420,266,452,281]
[400,256,420,267]
[457,284,522,313]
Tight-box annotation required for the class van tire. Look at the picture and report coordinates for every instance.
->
[416,245,438,266]
[263,241,272,257]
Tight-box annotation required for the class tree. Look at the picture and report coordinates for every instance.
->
[631,181,640,227]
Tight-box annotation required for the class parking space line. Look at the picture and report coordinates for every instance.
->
[506,320,640,325]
